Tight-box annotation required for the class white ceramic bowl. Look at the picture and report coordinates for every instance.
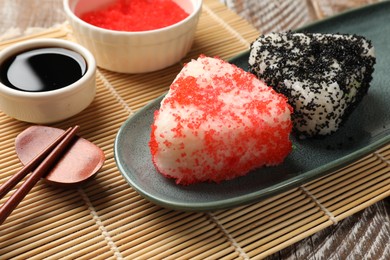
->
[0,38,96,124]
[63,0,202,73]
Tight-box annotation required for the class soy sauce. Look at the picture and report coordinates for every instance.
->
[0,47,87,92]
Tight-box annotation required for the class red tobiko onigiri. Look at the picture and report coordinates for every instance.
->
[149,55,293,185]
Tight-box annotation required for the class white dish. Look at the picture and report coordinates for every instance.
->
[0,38,96,123]
[64,0,202,73]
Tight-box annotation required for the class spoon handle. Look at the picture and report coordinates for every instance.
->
[0,125,79,225]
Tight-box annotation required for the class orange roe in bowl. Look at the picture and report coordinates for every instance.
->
[80,0,190,32]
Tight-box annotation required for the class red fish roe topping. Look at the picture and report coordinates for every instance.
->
[80,0,190,32]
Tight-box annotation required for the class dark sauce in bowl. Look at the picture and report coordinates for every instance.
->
[0,47,87,92]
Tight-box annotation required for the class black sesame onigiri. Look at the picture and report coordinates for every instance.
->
[248,32,376,137]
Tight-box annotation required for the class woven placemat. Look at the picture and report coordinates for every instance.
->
[1,0,389,259]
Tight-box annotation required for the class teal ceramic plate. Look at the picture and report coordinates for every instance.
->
[114,2,390,211]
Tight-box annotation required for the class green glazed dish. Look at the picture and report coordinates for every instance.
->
[114,2,390,211]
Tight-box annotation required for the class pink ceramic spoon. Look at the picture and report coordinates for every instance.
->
[15,125,105,188]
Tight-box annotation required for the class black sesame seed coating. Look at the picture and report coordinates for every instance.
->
[248,32,376,137]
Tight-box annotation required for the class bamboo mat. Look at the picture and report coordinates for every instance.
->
[0,0,389,259]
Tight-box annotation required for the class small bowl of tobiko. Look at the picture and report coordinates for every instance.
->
[0,38,96,124]
[63,0,202,73]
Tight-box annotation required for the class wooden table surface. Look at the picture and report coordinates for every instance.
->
[0,0,389,259]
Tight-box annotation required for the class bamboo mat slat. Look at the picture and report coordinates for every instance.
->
[0,0,389,259]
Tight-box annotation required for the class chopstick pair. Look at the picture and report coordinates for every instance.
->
[0,125,80,225]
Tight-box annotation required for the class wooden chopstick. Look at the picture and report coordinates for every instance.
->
[0,125,80,225]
